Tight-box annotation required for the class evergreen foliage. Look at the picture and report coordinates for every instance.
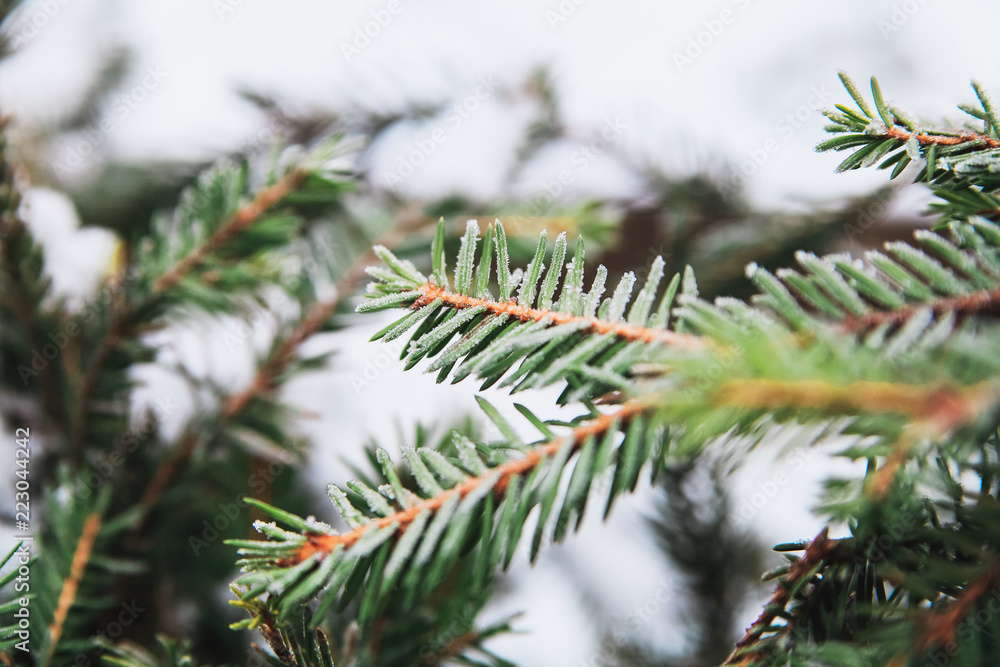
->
[6,47,1000,666]
[230,74,1000,666]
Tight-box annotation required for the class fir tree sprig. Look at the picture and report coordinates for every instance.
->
[31,476,142,666]
[358,218,699,403]
[229,398,662,629]
[70,144,352,463]
[228,75,1000,665]
[818,72,1000,182]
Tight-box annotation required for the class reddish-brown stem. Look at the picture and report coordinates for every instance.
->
[138,430,199,514]
[725,528,839,665]
[841,285,1000,333]
[144,214,434,519]
[222,299,338,417]
[75,169,307,469]
[152,167,307,294]
[915,552,1000,652]
[224,212,430,417]
[44,513,102,667]
[71,316,129,462]
[881,125,1000,149]
[411,284,705,348]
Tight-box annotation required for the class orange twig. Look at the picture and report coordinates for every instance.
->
[44,513,102,667]
[225,212,431,418]
[412,284,704,348]
[881,125,1000,150]
[881,552,1000,666]
[916,553,1000,650]
[842,285,1000,333]
[153,167,307,294]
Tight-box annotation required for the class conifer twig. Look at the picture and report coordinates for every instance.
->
[143,213,433,517]
[411,283,704,348]
[880,125,1000,150]
[73,169,309,461]
[71,314,132,462]
[841,285,1000,333]
[138,431,199,514]
[286,397,656,566]
[43,513,102,667]
[152,167,308,294]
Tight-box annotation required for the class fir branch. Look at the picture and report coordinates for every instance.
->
[411,282,703,348]
[288,397,652,564]
[819,74,1000,188]
[43,513,102,667]
[70,313,132,461]
[223,298,338,417]
[724,529,840,666]
[224,212,433,416]
[152,166,308,294]
[359,219,695,401]
[878,125,1000,150]
[138,431,199,515]
[230,396,663,628]
[140,214,433,524]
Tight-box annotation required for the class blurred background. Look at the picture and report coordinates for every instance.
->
[1,0,998,664]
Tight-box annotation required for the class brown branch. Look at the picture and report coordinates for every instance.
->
[70,315,129,462]
[152,167,308,294]
[881,125,1000,150]
[885,552,1000,666]
[715,378,998,501]
[138,430,199,514]
[419,630,480,667]
[222,299,339,417]
[223,212,432,417]
[287,398,655,566]
[145,214,434,516]
[841,285,1000,333]
[725,528,839,666]
[44,513,102,667]
[411,283,705,349]
[74,168,308,463]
